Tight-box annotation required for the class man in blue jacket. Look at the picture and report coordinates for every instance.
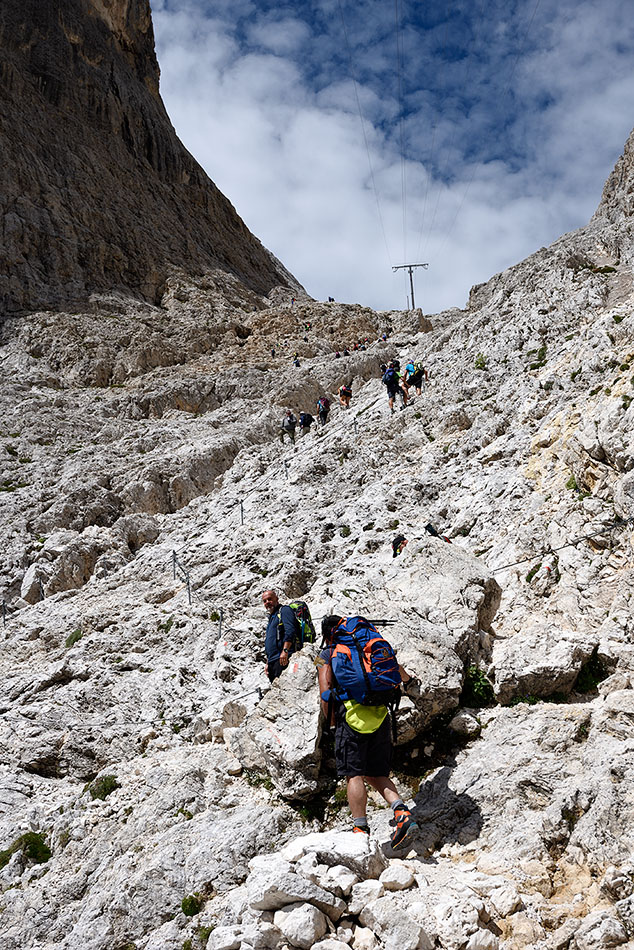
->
[262,590,297,682]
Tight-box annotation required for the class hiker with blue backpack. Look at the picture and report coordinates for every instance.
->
[262,590,316,682]
[317,614,420,849]
[381,361,407,413]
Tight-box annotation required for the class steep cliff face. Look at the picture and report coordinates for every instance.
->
[594,126,634,226]
[0,0,299,316]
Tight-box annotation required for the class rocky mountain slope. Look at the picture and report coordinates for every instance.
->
[2,4,634,950]
[1,189,633,948]
[0,0,299,316]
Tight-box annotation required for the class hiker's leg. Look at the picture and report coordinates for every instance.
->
[346,775,368,818]
[366,775,400,806]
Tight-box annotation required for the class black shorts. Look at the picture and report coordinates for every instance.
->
[334,715,392,777]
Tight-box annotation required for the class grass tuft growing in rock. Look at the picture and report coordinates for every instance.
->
[86,775,120,801]
[181,894,203,917]
[0,832,51,869]
[65,628,83,648]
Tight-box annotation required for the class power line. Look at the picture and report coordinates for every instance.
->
[394,0,407,262]
[429,0,542,266]
[337,0,393,266]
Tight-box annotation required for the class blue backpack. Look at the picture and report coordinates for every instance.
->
[328,617,402,705]
[382,368,398,386]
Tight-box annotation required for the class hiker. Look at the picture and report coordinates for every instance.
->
[381,362,403,413]
[317,615,420,848]
[299,411,315,437]
[317,396,330,426]
[339,382,352,409]
[280,410,297,444]
[271,347,276,358]
[405,359,428,396]
[262,590,296,682]
[392,534,408,558]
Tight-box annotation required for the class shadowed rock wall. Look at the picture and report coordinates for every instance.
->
[0,0,299,316]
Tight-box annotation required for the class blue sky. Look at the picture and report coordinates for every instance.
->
[152,0,634,313]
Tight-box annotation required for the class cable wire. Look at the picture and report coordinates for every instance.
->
[337,0,393,266]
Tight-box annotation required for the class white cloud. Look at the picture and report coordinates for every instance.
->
[152,0,634,314]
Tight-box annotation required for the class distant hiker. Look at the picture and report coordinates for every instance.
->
[317,615,420,848]
[317,396,331,426]
[271,347,276,358]
[381,332,387,341]
[425,523,452,544]
[299,411,315,437]
[262,590,296,682]
[343,348,350,357]
[328,296,335,302]
[382,363,402,414]
[291,297,295,306]
[405,359,428,396]
[280,410,297,444]
[392,534,408,558]
[339,382,352,409]
[293,352,301,368]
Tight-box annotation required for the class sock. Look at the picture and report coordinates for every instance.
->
[353,816,369,829]
[391,799,407,813]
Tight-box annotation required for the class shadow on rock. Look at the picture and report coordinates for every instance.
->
[405,759,483,857]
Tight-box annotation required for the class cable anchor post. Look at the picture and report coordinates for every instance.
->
[240,501,244,526]
[219,607,223,639]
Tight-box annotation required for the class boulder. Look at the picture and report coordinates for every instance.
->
[280,832,388,879]
[359,896,434,950]
[273,902,328,949]
[247,869,345,921]
[232,646,323,799]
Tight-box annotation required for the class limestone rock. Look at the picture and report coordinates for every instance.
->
[273,902,328,949]
[359,895,434,950]
[247,870,345,920]
[379,863,416,891]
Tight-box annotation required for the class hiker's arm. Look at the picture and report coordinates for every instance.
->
[317,662,335,724]
[279,606,296,666]
[399,664,413,683]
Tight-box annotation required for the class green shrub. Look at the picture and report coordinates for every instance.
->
[65,629,83,648]
[388,519,399,530]
[157,616,174,634]
[340,525,351,538]
[243,769,273,791]
[181,894,203,917]
[474,353,487,370]
[87,775,120,801]
[0,832,51,869]
[209,611,220,622]
[613,314,624,324]
[566,474,578,491]
[461,665,495,708]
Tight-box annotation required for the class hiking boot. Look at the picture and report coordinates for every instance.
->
[390,807,418,850]
[352,825,370,837]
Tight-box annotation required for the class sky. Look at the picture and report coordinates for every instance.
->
[152,0,634,314]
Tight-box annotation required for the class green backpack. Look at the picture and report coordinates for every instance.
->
[279,600,316,649]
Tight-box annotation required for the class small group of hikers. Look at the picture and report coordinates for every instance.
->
[262,589,420,850]
[280,397,331,443]
[335,339,370,357]
[381,357,428,413]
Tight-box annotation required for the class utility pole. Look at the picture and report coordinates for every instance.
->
[392,262,429,312]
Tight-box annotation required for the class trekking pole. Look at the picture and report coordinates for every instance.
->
[240,501,244,526]
[186,574,192,606]
[369,619,396,627]
[219,607,223,639]
[172,550,177,580]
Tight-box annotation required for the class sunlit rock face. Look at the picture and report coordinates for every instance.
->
[0,0,300,316]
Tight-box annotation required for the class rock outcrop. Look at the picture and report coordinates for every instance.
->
[0,0,300,316]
